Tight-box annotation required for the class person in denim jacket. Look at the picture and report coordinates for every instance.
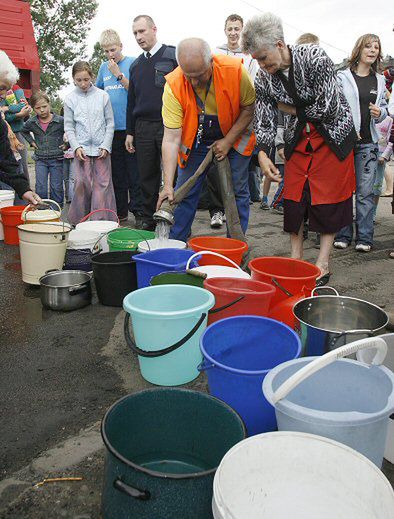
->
[21,91,64,206]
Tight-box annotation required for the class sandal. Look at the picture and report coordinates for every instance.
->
[316,272,331,287]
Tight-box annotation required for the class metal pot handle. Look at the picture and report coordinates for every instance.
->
[113,478,150,501]
[271,336,388,405]
[311,286,339,297]
[124,312,206,358]
[185,251,243,271]
[329,328,374,349]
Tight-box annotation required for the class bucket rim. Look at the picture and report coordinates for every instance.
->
[200,315,301,376]
[203,277,276,297]
[293,295,389,334]
[91,250,137,266]
[249,256,321,281]
[0,204,25,215]
[188,235,248,252]
[39,270,92,288]
[263,356,394,425]
[123,284,215,317]
[101,388,246,479]
[17,222,72,233]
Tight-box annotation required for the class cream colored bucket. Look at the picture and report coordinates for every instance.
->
[21,198,61,224]
[17,222,71,285]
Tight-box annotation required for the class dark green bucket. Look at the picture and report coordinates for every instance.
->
[107,228,155,252]
[101,388,246,519]
[150,270,205,288]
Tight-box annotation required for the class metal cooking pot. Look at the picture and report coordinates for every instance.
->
[293,287,388,356]
[39,270,92,311]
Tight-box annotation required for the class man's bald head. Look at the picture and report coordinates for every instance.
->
[176,38,213,89]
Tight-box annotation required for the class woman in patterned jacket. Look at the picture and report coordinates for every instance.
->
[242,13,358,285]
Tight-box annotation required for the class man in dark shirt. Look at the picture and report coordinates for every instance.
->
[125,15,177,231]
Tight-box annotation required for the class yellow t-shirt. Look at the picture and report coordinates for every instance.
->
[162,65,255,129]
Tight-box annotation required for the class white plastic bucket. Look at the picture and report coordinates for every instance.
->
[17,222,72,285]
[76,221,118,252]
[137,238,186,253]
[67,229,101,251]
[185,251,251,280]
[0,190,15,240]
[213,431,394,519]
[64,229,101,272]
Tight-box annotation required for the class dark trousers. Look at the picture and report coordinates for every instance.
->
[134,119,163,223]
[111,130,143,217]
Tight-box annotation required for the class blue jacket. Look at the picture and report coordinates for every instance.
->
[64,84,114,156]
[338,68,387,144]
[21,113,64,159]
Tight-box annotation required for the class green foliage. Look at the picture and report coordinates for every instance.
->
[29,0,98,95]
[90,42,107,78]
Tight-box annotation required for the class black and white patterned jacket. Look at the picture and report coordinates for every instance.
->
[254,44,358,161]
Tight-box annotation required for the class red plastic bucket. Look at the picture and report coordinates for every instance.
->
[204,277,276,325]
[248,257,321,327]
[188,236,248,266]
[0,205,25,245]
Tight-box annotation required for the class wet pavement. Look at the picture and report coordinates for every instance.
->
[0,191,393,517]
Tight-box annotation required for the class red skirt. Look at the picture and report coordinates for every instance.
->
[284,124,355,205]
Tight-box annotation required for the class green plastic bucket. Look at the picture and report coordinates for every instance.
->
[150,270,205,288]
[101,388,246,519]
[123,285,215,386]
[108,228,155,252]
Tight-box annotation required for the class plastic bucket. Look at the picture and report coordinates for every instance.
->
[137,238,186,253]
[76,209,119,253]
[212,431,394,519]
[263,337,394,467]
[64,229,101,272]
[101,388,246,519]
[188,236,248,266]
[17,222,72,285]
[108,228,155,252]
[0,189,15,240]
[133,249,200,288]
[150,271,205,288]
[204,278,276,325]
[185,251,251,280]
[123,285,215,385]
[0,204,24,245]
[200,316,301,435]
[92,251,138,307]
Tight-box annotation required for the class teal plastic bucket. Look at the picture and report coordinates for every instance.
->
[123,285,215,386]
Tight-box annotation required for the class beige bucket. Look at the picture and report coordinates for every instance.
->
[17,222,72,285]
[21,198,61,225]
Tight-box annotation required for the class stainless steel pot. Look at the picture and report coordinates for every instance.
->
[39,270,92,311]
[293,287,388,356]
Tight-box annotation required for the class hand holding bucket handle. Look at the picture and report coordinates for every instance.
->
[271,336,388,405]
[79,208,120,224]
[22,198,62,222]
[124,312,207,357]
[185,251,244,271]
[114,477,150,501]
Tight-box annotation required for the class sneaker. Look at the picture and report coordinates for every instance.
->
[260,200,270,210]
[222,213,226,223]
[210,212,223,228]
[355,243,371,252]
[333,241,349,249]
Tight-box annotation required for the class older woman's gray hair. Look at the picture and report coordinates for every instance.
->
[0,50,19,87]
[242,13,285,55]
[176,38,212,67]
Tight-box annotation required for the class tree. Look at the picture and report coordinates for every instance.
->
[29,0,98,95]
[90,42,106,78]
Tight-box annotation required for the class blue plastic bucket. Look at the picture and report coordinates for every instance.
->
[199,316,301,435]
[123,285,215,386]
[133,249,200,288]
[263,337,394,467]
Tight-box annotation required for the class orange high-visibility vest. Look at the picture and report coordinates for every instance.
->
[165,54,255,168]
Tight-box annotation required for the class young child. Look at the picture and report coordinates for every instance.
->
[21,91,64,206]
[64,61,115,225]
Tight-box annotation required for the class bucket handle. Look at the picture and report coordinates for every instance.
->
[271,336,388,405]
[271,277,293,297]
[185,251,243,271]
[311,286,339,297]
[124,312,207,358]
[209,295,245,314]
[79,208,119,224]
[113,477,150,501]
[22,198,63,227]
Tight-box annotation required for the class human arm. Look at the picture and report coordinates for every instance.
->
[20,118,36,147]
[156,127,182,210]
[108,59,130,90]
[99,94,115,154]
[126,65,136,136]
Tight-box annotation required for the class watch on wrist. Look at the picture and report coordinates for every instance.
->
[116,73,124,81]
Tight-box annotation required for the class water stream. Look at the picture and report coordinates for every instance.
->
[155,220,171,243]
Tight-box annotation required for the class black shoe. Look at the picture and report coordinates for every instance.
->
[134,215,144,230]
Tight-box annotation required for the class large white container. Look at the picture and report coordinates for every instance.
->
[213,431,394,519]
[0,190,15,240]
[137,238,186,253]
[17,222,71,285]
[76,221,118,252]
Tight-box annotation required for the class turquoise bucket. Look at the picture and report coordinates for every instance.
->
[123,285,215,386]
